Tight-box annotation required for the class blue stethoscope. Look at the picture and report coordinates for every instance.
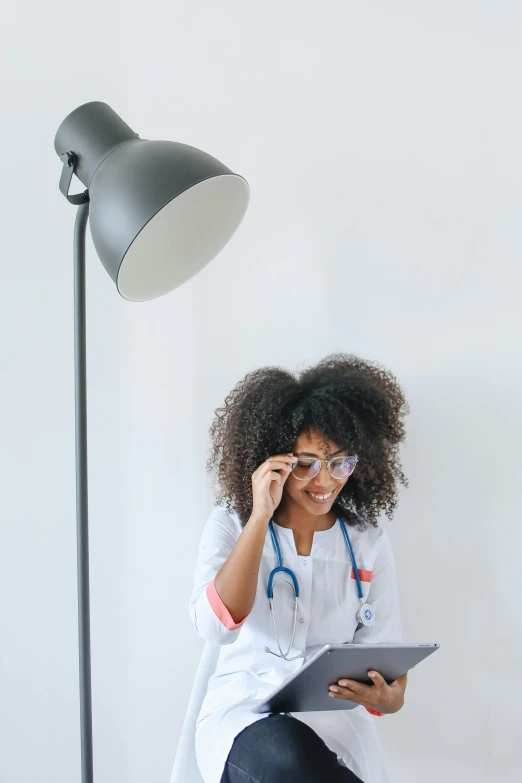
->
[264,517,376,660]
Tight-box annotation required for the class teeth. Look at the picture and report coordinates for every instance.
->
[309,492,333,500]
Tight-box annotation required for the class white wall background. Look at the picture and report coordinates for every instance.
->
[1,1,521,782]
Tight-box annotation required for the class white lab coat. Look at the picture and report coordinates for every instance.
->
[189,506,403,783]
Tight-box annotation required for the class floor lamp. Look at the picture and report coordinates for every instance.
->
[54,101,250,783]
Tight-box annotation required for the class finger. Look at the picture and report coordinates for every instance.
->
[274,454,297,464]
[367,670,387,688]
[266,458,294,471]
[258,464,291,484]
[259,457,296,476]
[337,678,364,694]
[329,685,363,704]
[270,468,292,487]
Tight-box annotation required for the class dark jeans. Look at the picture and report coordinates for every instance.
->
[219,713,364,783]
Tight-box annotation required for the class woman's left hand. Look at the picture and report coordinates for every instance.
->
[328,670,408,714]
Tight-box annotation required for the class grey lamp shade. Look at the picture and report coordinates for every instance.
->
[54,102,250,301]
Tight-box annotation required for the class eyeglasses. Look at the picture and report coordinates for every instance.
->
[290,455,358,481]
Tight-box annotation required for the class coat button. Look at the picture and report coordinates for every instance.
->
[299,618,304,623]
[302,559,307,565]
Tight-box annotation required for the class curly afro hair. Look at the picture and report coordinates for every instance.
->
[206,352,410,531]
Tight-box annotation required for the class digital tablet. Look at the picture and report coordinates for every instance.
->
[252,642,439,714]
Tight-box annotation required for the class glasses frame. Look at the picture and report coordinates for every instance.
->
[290,455,359,481]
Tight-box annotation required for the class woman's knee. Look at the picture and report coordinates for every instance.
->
[228,714,335,779]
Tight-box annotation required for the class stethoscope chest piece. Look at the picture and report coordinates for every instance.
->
[357,602,376,626]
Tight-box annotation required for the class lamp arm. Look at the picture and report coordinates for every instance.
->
[74,201,94,783]
[60,151,90,205]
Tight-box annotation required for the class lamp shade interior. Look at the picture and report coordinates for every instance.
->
[116,173,249,301]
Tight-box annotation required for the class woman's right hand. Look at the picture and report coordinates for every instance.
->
[251,453,296,521]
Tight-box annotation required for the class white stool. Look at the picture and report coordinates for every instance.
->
[170,643,220,783]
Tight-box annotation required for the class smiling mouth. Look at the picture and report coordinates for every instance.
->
[306,490,334,502]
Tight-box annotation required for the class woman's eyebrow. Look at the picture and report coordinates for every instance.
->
[296,448,346,457]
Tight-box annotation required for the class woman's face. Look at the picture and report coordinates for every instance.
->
[282,429,351,516]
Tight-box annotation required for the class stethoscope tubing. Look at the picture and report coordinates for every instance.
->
[265,517,374,659]
[267,517,362,601]
[267,520,300,597]
[339,518,364,601]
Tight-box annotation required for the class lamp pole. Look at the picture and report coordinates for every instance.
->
[55,102,249,782]
[73,200,94,783]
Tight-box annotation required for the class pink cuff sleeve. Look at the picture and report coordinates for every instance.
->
[365,707,385,716]
[206,580,249,630]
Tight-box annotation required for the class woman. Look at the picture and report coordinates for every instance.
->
[189,353,410,783]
